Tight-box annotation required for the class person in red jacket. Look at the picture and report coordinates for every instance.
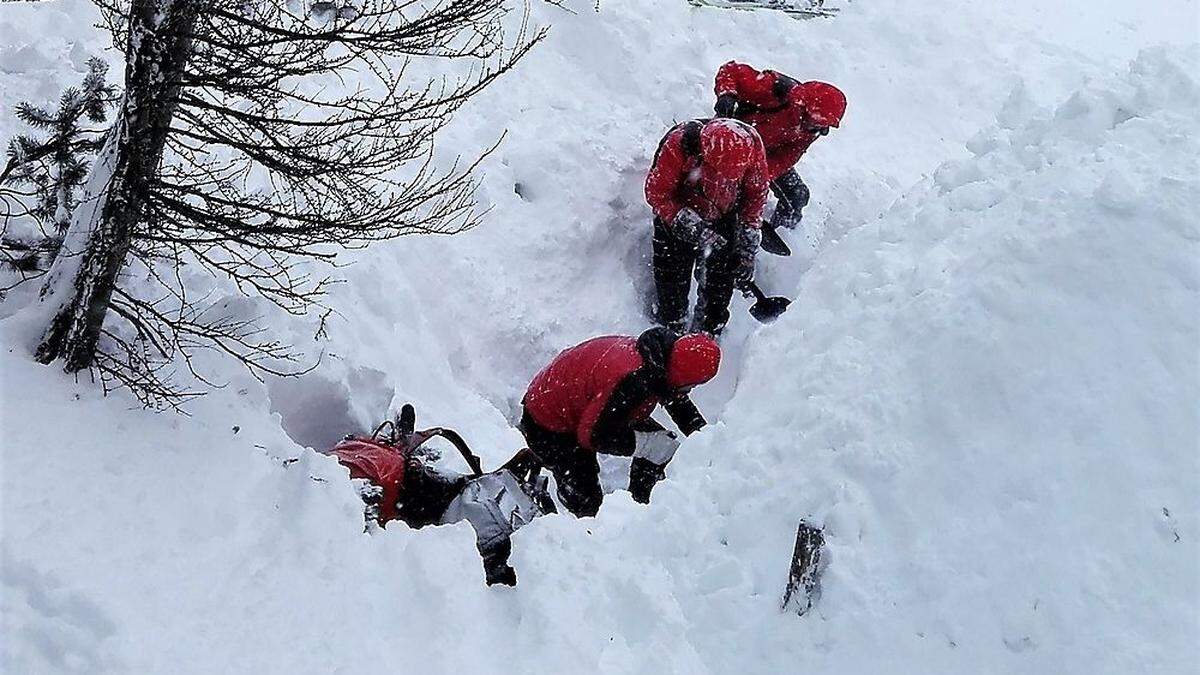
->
[520,328,721,517]
[714,61,847,251]
[644,118,769,335]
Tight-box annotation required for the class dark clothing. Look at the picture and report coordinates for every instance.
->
[325,431,541,586]
[519,408,696,517]
[520,329,713,516]
[397,460,467,528]
[662,396,706,436]
[645,120,767,337]
[482,539,516,586]
[769,168,810,231]
[520,409,604,517]
[653,217,738,335]
[714,92,739,118]
[628,457,666,504]
[523,328,715,453]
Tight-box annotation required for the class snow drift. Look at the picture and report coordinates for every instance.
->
[654,45,1200,673]
[2,0,1198,673]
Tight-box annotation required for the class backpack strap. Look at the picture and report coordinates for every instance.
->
[679,120,704,158]
[411,427,485,477]
[738,73,798,116]
[771,73,799,101]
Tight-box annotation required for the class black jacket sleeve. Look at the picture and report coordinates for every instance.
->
[589,371,655,456]
[663,396,707,436]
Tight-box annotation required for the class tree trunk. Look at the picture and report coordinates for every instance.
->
[35,0,199,372]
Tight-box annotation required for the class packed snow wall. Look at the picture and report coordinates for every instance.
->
[2,0,1197,673]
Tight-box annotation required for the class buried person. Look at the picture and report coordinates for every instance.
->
[323,405,552,586]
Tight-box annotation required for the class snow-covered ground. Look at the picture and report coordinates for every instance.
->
[2,0,1198,673]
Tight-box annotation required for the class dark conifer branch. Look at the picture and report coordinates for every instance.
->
[29,0,543,408]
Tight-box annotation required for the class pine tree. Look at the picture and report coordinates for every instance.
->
[1,59,117,278]
[31,0,543,408]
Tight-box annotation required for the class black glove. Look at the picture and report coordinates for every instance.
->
[734,226,761,285]
[629,457,668,504]
[672,208,727,250]
[663,396,706,436]
[715,93,738,118]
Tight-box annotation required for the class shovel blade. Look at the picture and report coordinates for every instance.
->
[750,295,791,323]
[760,225,792,257]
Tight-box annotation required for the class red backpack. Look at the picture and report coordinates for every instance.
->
[324,405,485,525]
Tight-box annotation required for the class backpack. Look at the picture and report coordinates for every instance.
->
[325,404,554,527]
[324,404,485,526]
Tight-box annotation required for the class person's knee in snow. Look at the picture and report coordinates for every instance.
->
[544,446,603,517]
[558,473,603,517]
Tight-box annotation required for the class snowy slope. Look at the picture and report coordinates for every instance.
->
[3,0,1198,673]
[649,46,1200,673]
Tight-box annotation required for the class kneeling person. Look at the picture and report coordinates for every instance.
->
[520,328,720,517]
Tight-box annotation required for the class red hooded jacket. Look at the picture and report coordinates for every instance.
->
[326,438,408,523]
[324,423,477,526]
[644,118,769,230]
[523,330,720,452]
[715,62,846,180]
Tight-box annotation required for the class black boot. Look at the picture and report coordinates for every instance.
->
[481,539,517,587]
[629,457,667,504]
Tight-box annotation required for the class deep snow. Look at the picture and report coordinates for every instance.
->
[2,0,1198,673]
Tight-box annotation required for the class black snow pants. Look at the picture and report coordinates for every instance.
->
[518,410,673,517]
[652,216,738,336]
[768,168,810,231]
[519,410,606,517]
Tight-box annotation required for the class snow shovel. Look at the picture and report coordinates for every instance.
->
[759,222,792,257]
[745,281,790,323]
